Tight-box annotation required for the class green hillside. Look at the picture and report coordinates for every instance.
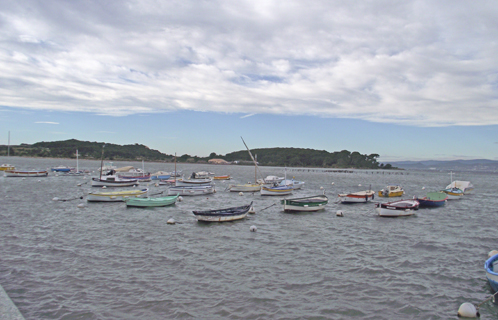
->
[0,139,393,169]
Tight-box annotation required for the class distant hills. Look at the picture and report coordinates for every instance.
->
[0,139,389,169]
[387,159,498,172]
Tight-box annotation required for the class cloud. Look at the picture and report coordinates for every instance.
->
[240,114,256,119]
[1,1,498,126]
[35,121,59,124]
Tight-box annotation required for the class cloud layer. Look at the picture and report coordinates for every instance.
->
[1,0,497,126]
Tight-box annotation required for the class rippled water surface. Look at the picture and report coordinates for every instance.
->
[1,156,498,319]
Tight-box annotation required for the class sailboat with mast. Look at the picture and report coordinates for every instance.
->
[228,137,262,192]
[1,131,15,171]
[91,144,138,187]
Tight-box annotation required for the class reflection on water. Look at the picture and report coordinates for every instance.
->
[1,156,498,319]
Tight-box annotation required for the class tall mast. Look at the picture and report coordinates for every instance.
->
[7,131,10,157]
[99,144,105,180]
[76,149,79,172]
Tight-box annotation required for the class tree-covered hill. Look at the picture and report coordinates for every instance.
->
[224,147,386,169]
[0,139,393,168]
[2,139,173,161]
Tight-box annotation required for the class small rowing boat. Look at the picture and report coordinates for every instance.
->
[125,194,179,207]
[375,199,419,217]
[193,202,253,222]
[281,195,328,212]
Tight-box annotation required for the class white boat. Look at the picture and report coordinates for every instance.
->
[97,161,117,173]
[445,181,474,194]
[167,185,215,196]
[191,171,215,178]
[279,179,305,190]
[175,177,213,187]
[257,175,285,185]
[5,170,49,177]
[338,190,375,203]
[193,202,252,222]
[261,185,293,196]
[87,188,148,202]
[228,183,261,192]
[375,199,419,217]
[91,175,139,187]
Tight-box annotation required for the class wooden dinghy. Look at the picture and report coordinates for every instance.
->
[281,195,328,212]
[125,194,179,207]
[193,202,253,222]
[375,199,419,217]
[87,188,148,202]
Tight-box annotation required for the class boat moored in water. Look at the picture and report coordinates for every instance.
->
[378,185,405,197]
[193,202,253,222]
[375,199,419,217]
[338,190,375,203]
[281,195,328,212]
[87,188,148,202]
[485,253,498,292]
[5,170,48,177]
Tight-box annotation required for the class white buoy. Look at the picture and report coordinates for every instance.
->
[457,302,479,318]
[331,182,334,185]
[77,203,85,208]
[422,186,426,190]
[239,192,244,196]
[488,250,498,258]
[250,225,257,232]
[102,186,107,189]
[336,210,344,217]
[38,180,41,182]
[77,183,82,187]
[248,206,255,214]
[167,218,176,225]
[178,196,183,202]
[320,186,324,190]
[52,197,59,201]
[358,184,362,187]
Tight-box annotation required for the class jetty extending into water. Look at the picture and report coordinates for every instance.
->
[0,284,25,320]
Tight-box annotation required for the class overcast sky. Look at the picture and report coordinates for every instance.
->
[1,0,498,161]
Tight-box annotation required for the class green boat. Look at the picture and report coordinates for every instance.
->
[125,194,179,208]
[281,194,328,212]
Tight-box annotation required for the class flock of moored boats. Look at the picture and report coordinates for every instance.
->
[1,160,474,221]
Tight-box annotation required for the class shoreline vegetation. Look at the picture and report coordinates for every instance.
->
[0,138,397,169]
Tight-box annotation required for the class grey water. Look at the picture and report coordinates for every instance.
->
[1,156,497,319]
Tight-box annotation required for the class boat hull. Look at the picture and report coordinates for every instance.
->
[91,176,138,187]
[441,188,464,200]
[193,202,252,222]
[375,199,419,217]
[416,192,448,208]
[87,189,148,202]
[167,186,215,196]
[228,184,261,192]
[338,191,375,203]
[261,186,293,196]
[485,254,498,292]
[281,195,328,212]
[5,170,48,177]
[0,164,15,171]
[175,178,213,187]
[125,195,178,207]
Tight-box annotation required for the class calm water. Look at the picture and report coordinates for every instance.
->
[1,156,497,319]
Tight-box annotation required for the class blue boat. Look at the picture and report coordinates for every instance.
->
[485,253,498,292]
[51,166,73,172]
[415,192,448,208]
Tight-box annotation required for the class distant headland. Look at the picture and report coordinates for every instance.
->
[0,139,395,169]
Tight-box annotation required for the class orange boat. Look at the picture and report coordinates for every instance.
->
[213,175,231,180]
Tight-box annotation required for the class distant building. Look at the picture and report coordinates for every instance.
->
[208,158,230,165]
